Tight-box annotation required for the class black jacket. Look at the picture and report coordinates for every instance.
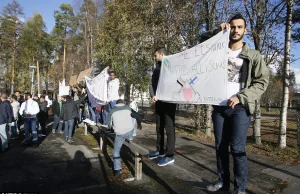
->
[149,61,161,97]
[61,96,86,121]
[0,100,14,125]
[52,100,61,116]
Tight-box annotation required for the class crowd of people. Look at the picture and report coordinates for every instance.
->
[0,70,140,151]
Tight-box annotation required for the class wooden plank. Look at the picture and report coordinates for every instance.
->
[135,152,142,180]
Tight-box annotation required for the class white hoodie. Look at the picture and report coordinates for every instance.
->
[107,78,120,101]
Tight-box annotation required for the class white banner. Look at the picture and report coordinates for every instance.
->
[85,67,109,105]
[156,30,229,105]
[58,79,69,96]
[59,86,69,96]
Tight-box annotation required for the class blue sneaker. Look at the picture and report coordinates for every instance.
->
[148,151,165,159]
[157,156,174,166]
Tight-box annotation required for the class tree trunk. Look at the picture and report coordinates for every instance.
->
[278,0,293,149]
[45,63,49,94]
[253,100,262,145]
[37,60,40,95]
[205,105,212,137]
[10,34,16,95]
[124,82,131,104]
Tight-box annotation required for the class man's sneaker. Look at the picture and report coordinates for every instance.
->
[207,180,229,192]
[90,121,96,126]
[67,139,75,143]
[41,134,47,137]
[58,131,64,134]
[52,129,56,133]
[231,191,246,194]
[102,124,108,128]
[133,133,136,137]
[157,156,175,166]
[148,151,165,159]
[65,137,68,141]
[113,169,122,177]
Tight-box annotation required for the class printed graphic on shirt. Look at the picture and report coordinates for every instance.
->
[228,57,243,83]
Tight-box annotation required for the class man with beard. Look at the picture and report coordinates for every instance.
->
[148,48,177,167]
[204,14,269,194]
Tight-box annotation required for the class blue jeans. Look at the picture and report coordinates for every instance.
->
[88,105,96,123]
[64,119,74,139]
[10,120,18,138]
[212,104,251,192]
[53,115,63,132]
[0,124,9,149]
[102,105,109,125]
[24,118,38,142]
[132,118,136,135]
[78,108,82,123]
[113,129,134,170]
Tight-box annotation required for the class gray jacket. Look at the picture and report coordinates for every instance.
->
[108,103,141,135]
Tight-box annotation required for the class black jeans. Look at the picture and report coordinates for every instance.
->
[155,101,176,157]
[212,104,251,192]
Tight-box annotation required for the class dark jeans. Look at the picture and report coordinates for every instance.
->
[212,104,251,192]
[64,119,74,139]
[24,118,38,142]
[38,113,47,134]
[102,105,109,125]
[53,115,63,132]
[155,101,176,157]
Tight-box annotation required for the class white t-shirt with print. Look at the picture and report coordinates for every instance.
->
[220,48,243,106]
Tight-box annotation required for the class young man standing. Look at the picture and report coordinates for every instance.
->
[205,14,269,194]
[52,95,63,133]
[108,99,142,176]
[60,95,86,143]
[148,48,177,167]
[103,71,120,126]
[15,91,24,132]
[10,94,20,139]
[19,93,40,147]
[38,96,48,136]
[0,93,14,151]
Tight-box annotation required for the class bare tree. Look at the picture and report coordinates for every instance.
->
[278,0,294,149]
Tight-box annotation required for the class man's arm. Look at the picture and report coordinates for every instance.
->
[31,101,40,115]
[19,103,24,116]
[131,109,142,129]
[6,104,14,123]
[74,94,87,105]
[237,53,269,106]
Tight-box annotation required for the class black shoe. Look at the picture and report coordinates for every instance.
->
[207,180,229,192]
[1,148,8,153]
[113,169,122,177]
[21,141,31,146]
[32,141,39,148]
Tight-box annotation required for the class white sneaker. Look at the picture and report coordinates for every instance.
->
[102,124,108,128]
[133,134,136,137]
[90,121,96,126]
